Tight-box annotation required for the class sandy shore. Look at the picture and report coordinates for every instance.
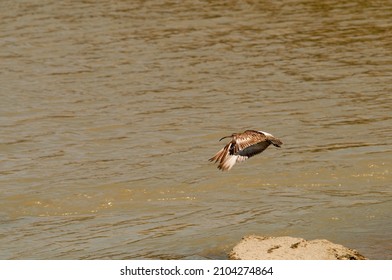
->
[229,235,367,260]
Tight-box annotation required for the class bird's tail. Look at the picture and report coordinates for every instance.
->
[268,136,283,147]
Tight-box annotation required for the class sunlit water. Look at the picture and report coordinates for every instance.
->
[1,0,391,259]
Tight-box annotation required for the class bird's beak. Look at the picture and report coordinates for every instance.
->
[219,135,231,141]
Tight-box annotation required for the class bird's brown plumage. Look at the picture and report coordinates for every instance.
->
[209,130,282,171]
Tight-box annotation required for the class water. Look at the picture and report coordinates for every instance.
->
[1,0,391,259]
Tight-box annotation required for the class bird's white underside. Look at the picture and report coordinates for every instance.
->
[222,155,238,170]
[222,155,249,170]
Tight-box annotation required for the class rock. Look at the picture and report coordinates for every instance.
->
[229,235,367,260]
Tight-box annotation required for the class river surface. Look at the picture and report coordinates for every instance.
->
[1,0,391,259]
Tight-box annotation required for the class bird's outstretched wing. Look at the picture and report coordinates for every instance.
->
[238,141,271,158]
[231,130,268,155]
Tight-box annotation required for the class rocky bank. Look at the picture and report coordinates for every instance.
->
[229,235,367,260]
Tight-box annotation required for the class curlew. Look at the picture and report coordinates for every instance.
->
[209,130,282,171]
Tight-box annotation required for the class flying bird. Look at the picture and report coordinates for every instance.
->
[209,130,283,171]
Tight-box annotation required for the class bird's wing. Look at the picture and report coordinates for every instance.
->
[209,142,231,163]
[238,141,271,158]
[232,130,267,155]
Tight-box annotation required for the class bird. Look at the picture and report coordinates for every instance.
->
[209,130,282,171]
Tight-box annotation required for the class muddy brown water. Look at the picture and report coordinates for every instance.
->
[1,0,391,259]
